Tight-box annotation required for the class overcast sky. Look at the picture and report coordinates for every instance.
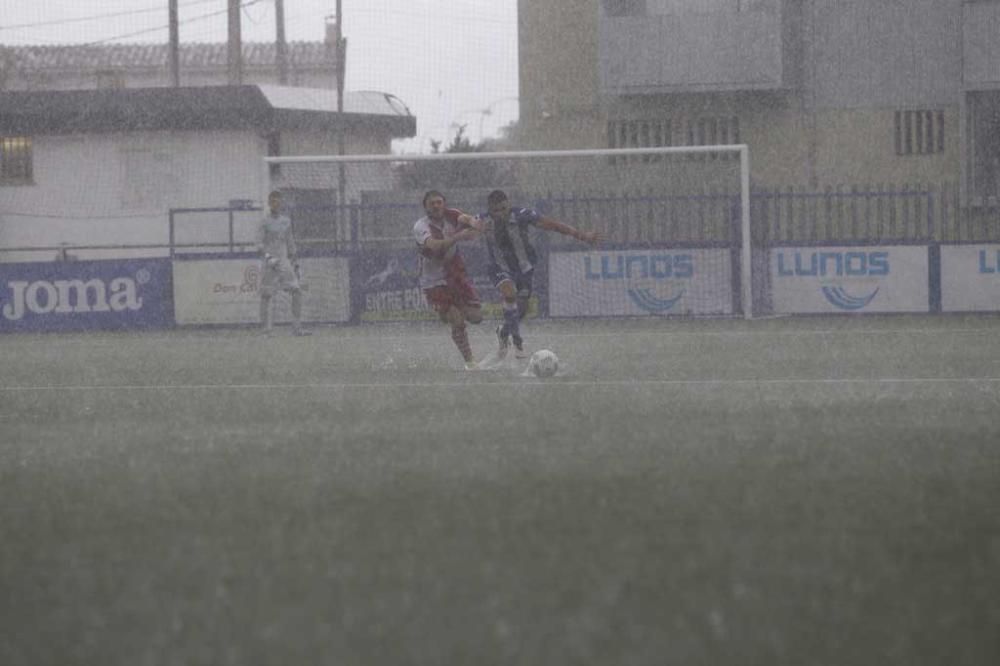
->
[0,0,520,154]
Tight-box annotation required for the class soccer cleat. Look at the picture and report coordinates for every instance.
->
[513,336,529,359]
[495,325,510,359]
[464,360,481,371]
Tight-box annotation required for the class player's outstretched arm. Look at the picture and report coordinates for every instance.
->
[421,227,479,255]
[538,216,605,246]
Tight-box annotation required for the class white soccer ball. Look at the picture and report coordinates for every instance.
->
[530,349,559,378]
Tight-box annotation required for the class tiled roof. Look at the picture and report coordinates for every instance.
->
[4,42,335,71]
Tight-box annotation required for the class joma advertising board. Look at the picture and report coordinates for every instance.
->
[173,256,350,325]
[0,259,173,332]
[770,246,929,314]
[548,249,734,317]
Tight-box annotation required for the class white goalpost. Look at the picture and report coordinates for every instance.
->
[264,145,754,319]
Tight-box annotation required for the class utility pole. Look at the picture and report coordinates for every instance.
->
[168,0,180,87]
[275,0,288,85]
[335,0,345,123]
[227,0,243,85]
[334,1,347,212]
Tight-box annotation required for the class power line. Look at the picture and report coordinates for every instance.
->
[347,7,511,26]
[82,0,264,46]
[0,0,218,32]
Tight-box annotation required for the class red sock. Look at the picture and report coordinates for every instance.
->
[451,326,473,362]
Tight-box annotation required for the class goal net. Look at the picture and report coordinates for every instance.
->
[264,145,753,320]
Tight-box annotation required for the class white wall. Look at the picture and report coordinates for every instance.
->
[0,130,266,261]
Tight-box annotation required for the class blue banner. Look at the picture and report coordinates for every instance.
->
[351,244,547,322]
[0,259,174,332]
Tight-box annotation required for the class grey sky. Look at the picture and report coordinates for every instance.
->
[0,0,519,154]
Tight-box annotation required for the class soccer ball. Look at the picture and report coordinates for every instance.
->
[530,349,559,378]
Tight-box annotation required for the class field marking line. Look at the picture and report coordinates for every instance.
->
[343,327,1000,342]
[3,377,1000,392]
[7,326,1000,346]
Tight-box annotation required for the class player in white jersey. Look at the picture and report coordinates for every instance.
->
[257,190,310,336]
[413,190,483,369]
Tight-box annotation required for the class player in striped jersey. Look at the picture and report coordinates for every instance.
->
[478,189,603,358]
[413,190,484,369]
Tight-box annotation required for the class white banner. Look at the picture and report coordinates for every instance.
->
[941,245,1000,312]
[770,246,928,314]
[549,249,733,317]
[173,256,350,325]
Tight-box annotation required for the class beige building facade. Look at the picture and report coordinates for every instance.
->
[517,0,1000,210]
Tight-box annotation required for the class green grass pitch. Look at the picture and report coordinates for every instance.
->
[1,315,998,665]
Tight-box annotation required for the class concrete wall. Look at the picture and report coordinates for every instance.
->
[808,0,961,110]
[599,0,787,94]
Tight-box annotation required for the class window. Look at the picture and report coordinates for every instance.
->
[894,110,944,156]
[0,136,33,184]
[968,92,1000,202]
[608,116,739,162]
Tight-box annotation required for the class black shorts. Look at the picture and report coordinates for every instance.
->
[489,265,533,296]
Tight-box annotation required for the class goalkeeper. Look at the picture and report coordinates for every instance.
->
[257,190,310,336]
[476,189,603,358]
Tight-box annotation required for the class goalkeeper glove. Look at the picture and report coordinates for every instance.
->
[264,253,280,270]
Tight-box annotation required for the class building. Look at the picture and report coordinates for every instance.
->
[0,26,421,259]
[517,0,1000,211]
[0,28,341,92]
[0,85,415,259]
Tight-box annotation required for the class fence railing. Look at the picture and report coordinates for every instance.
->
[4,183,999,262]
[544,183,1000,247]
[750,183,999,245]
[162,184,1000,251]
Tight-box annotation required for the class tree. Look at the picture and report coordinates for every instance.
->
[398,124,513,191]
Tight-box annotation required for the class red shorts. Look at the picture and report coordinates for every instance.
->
[424,279,480,314]
[423,252,480,314]
[424,282,479,313]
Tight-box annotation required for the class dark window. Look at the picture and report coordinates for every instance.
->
[895,110,944,156]
[0,136,33,184]
[968,92,1000,202]
[608,116,738,163]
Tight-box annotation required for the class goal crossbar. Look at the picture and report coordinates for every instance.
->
[264,144,748,164]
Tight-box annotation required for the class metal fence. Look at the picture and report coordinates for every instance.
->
[4,183,999,262]
[751,183,997,245]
